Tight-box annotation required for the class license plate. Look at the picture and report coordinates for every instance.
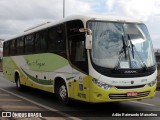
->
[127,92,138,97]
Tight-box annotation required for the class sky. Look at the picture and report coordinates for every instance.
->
[0,0,160,49]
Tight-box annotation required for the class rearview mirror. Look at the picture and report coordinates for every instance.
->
[86,34,92,49]
[79,28,92,49]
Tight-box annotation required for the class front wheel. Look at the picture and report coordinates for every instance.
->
[56,81,69,105]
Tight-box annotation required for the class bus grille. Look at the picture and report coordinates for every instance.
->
[109,91,150,99]
[115,85,146,89]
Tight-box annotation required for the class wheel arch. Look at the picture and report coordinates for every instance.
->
[53,75,69,97]
[14,70,20,83]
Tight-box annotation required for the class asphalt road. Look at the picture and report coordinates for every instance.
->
[0,72,160,120]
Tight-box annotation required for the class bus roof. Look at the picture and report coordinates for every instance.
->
[5,15,143,41]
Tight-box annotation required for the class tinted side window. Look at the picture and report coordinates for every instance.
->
[25,34,34,54]
[3,41,9,56]
[17,37,24,55]
[35,30,47,53]
[10,39,16,55]
[48,25,66,56]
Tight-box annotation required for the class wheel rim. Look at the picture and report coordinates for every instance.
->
[59,85,67,100]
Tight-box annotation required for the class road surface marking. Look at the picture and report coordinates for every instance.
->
[0,94,10,96]
[0,88,81,120]
[0,99,22,102]
[1,105,40,109]
[129,101,155,107]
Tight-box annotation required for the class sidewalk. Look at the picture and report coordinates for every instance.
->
[0,88,68,120]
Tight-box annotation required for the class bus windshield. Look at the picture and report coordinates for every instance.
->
[88,21,156,69]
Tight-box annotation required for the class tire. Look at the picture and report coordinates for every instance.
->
[56,80,69,105]
[15,74,25,91]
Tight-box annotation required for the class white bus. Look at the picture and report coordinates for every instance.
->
[3,15,157,104]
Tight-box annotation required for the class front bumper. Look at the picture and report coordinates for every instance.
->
[89,82,157,103]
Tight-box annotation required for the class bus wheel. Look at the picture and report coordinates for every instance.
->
[15,74,25,91]
[56,80,69,105]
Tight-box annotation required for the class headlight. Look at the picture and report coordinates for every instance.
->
[148,79,157,87]
[92,79,112,90]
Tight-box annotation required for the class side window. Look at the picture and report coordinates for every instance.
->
[17,37,24,55]
[67,20,88,73]
[25,34,34,54]
[69,36,86,62]
[35,30,47,53]
[3,41,9,56]
[55,25,65,53]
[10,39,16,55]
[48,25,66,56]
[48,27,56,52]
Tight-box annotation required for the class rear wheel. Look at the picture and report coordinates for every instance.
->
[15,74,25,91]
[55,80,69,105]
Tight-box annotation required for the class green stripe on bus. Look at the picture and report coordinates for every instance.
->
[21,68,52,85]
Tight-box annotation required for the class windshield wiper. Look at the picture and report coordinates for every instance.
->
[128,35,134,59]
[114,35,127,70]
[122,35,127,59]
[127,34,147,70]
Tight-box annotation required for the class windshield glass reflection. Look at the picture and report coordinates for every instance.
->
[88,21,155,69]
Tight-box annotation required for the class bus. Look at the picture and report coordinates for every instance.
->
[3,15,157,104]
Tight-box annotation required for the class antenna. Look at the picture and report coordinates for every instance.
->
[24,22,51,32]
[63,0,65,18]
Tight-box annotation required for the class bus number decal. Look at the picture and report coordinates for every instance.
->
[78,93,86,99]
